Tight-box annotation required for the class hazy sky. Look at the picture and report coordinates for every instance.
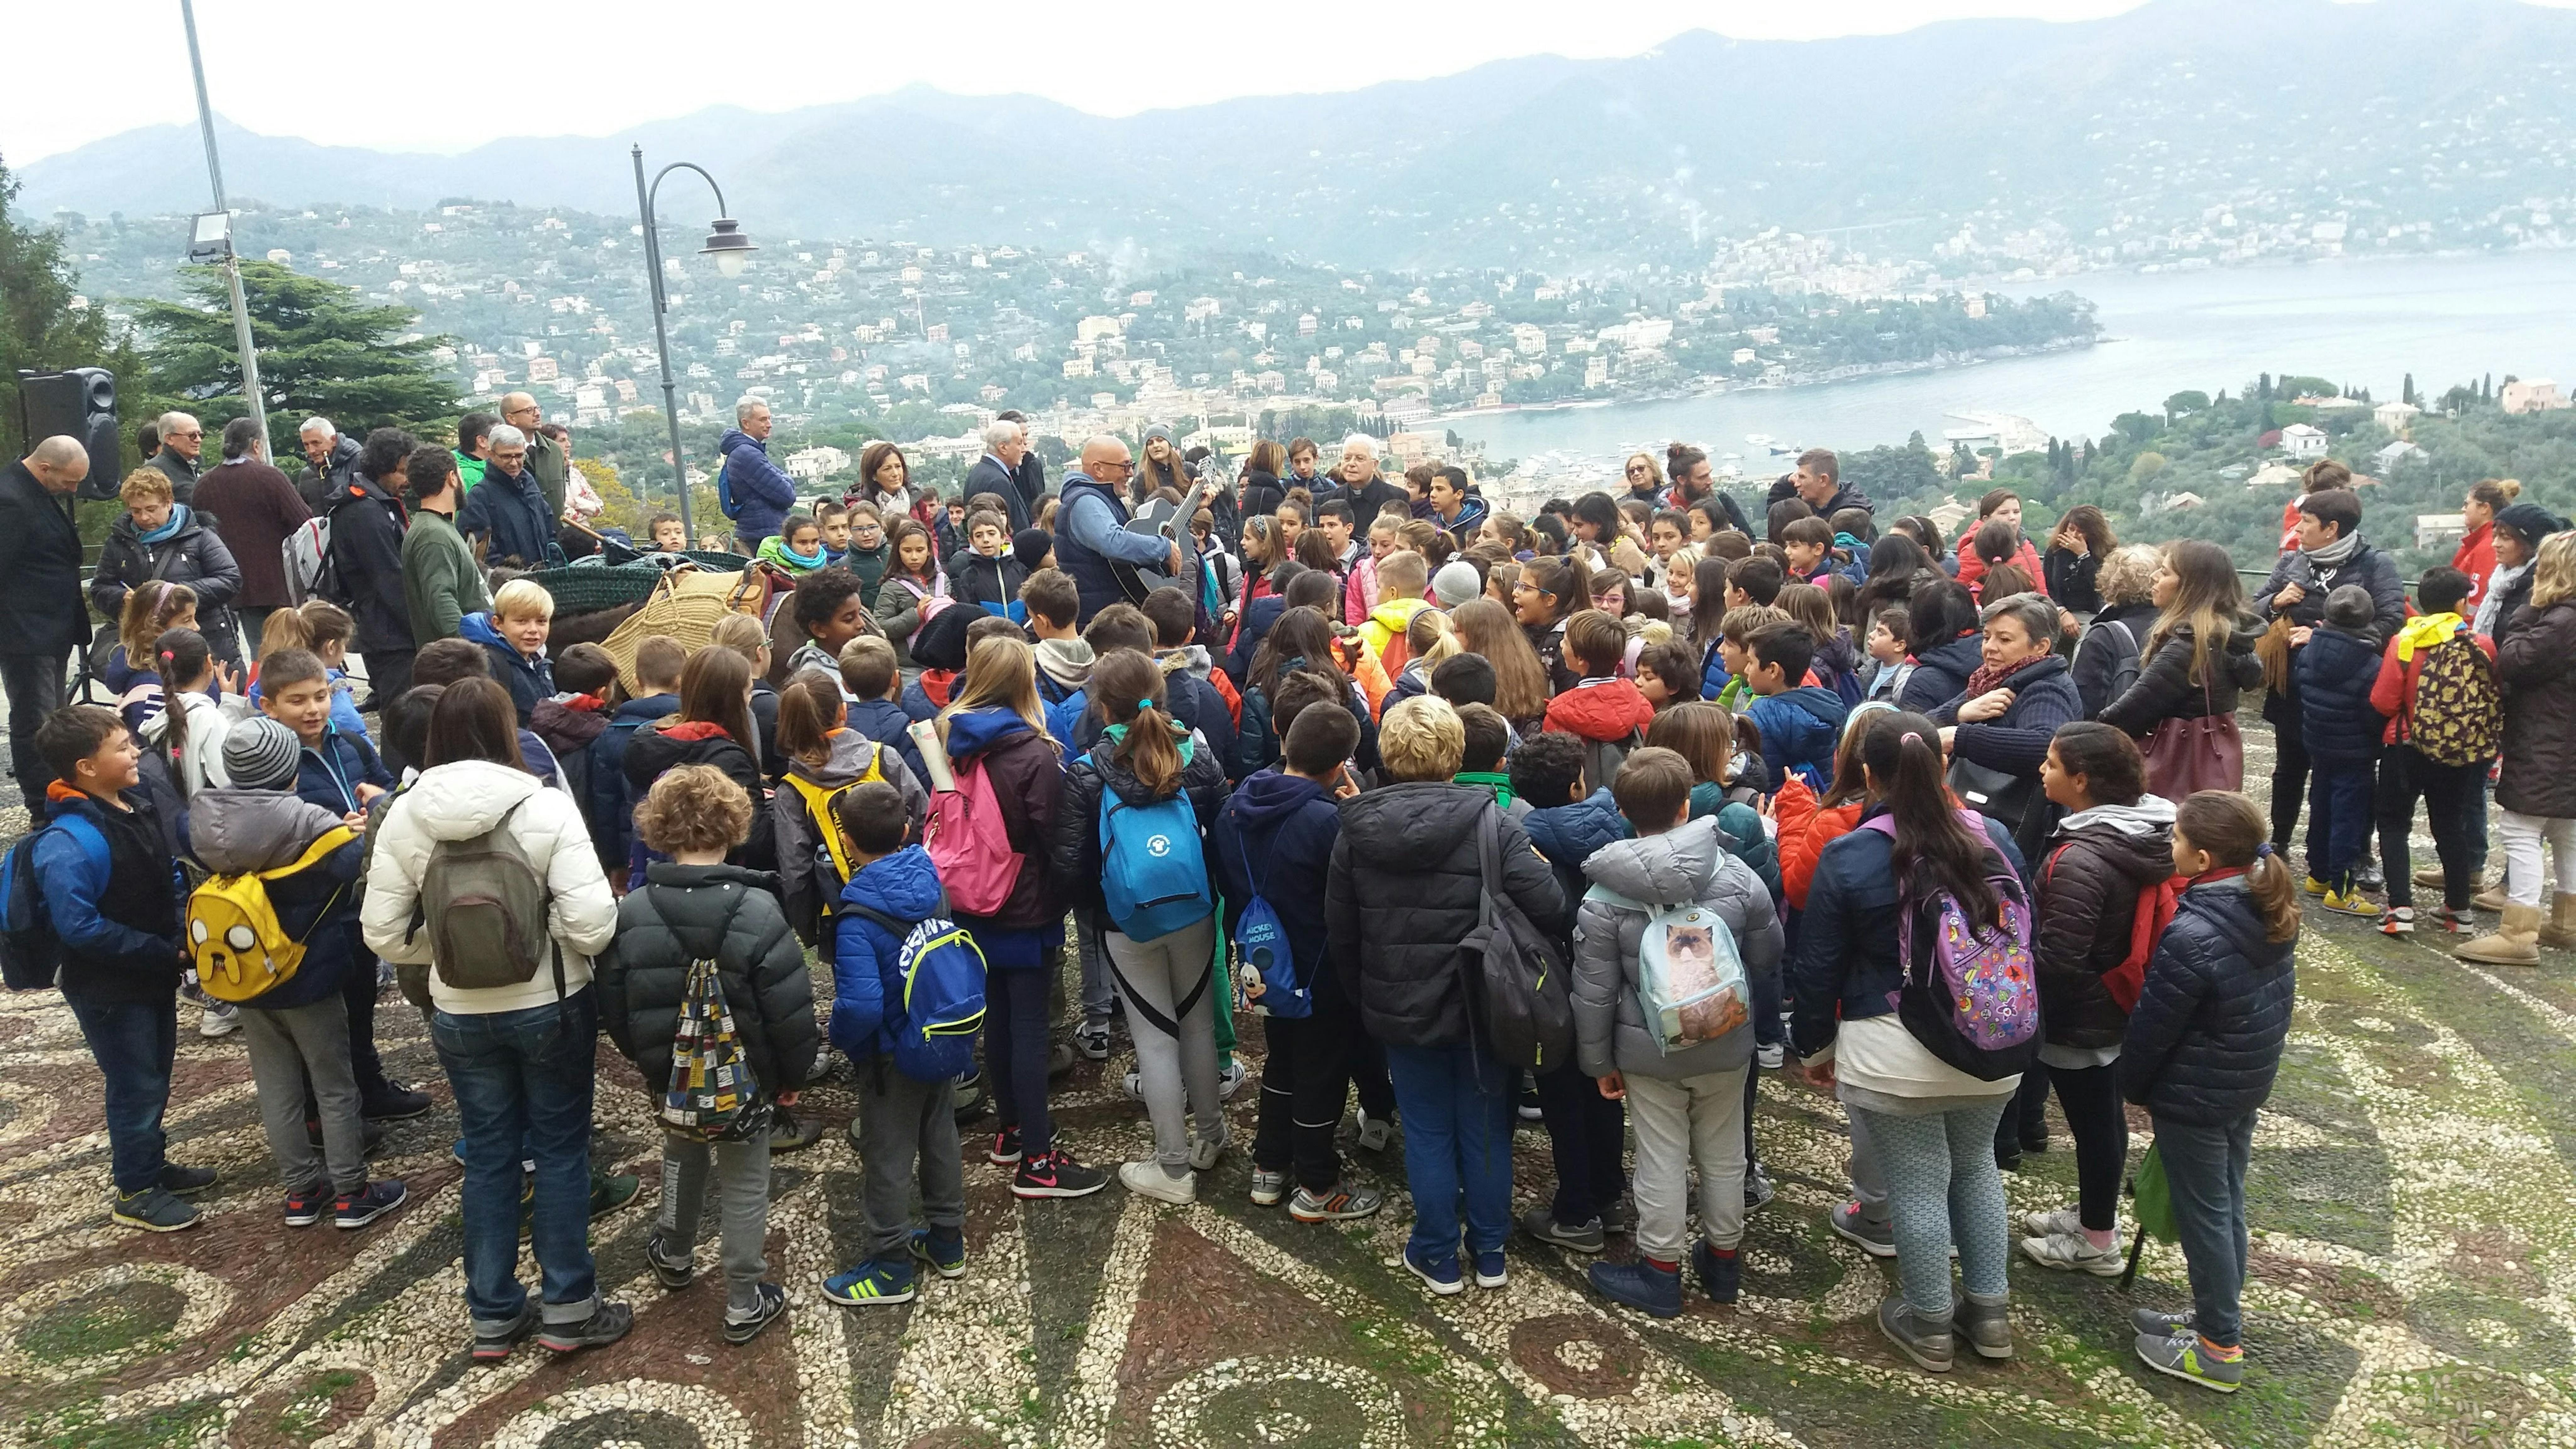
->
[0,0,2175,164]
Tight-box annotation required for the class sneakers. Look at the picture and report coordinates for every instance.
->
[912,1226,967,1278]
[645,1231,696,1290]
[1403,1245,1463,1296]
[1598,1196,1635,1236]
[333,1179,408,1230]
[307,1119,387,1156]
[2135,1331,2244,1393]
[1879,1294,1955,1374]
[111,1187,201,1232]
[2379,905,2416,935]
[284,1184,331,1227]
[1353,1108,1392,1153]
[2355,862,2385,894]
[160,1162,219,1196]
[1248,1167,1289,1206]
[821,1258,916,1306]
[1218,1059,1249,1100]
[1755,1041,1785,1070]
[1744,1166,1775,1213]
[723,1282,788,1345]
[538,1301,635,1354]
[1693,1242,1742,1305]
[2018,1124,2050,1154]
[362,1083,433,1121]
[1046,1043,1076,1080]
[2020,1229,2124,1276]
[1588,1257,1682,1318]
[954,1074,992,1122]
[1515,1084,1544,1122]
[989,1127,1023,1166]
[1013,1149,1108,1199]
[1518,1206,1606,1253]
[1188,1133,1226,1172]
[471,1304,539,1363]
[1119,1160,1196,1205]
[2321,888,2378,918]
[2301,874,2330,897]
[1288,1182,1384,1222]
[1119,1071,1144,1102]
[1952,1295,2014,1360]
[198,1001,240,1038]
[2426,906,2474,935]
[767,1105,825,1153]
[2020,1207,2083,1238]
[1075,1022,1111,1061]
[2133,1306,2195,1338]
[591,1171,642,1217]
[1473,1248,1508,1290]
[1829,1201,1897,1257]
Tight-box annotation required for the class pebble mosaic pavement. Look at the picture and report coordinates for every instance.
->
[2,724,2574,1448]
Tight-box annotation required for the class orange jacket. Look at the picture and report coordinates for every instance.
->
[1774,774,1865,911]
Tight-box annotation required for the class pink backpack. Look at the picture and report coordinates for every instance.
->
[924,756,1023,917]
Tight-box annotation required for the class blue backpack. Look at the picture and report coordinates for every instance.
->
[845,900,988,1083]
[1233,847,1307,1018]
[1097,786,1213,943]
[0,819,86,991]
[713,450,742,521]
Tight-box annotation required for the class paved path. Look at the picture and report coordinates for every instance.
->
[5,728,2575,1447]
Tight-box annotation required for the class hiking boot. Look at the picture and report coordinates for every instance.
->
[160,1162,219,1196]
[2379,906,2416,935]
[538,1301,635,1354]
[645,1231,695,1290]
[767,1105,825,1153]
[1588,1256,1682,1318]
[1518,1205,1605,1253]
[1952,1295,2014,1360]
[111,1187,200,1232]
[1289,1181,1383,1222]
[1472,1248,1508,1290]
[283,1183,331,1227]
[590,1171,642,1217]
[1187,1132,1227,1171]
[198,1001,240,1038]
[2135,1331,2244,1393]
[362,1083,433,1121]
[333,1179,407,1230]
[723,1283,788,1345]
[470,1303,539,1363]
[821,1258,915,1306]
[2320,888,2377,918]
[1119,1160,1196,1204]
[2541,893,2576,949]
[1248,1167,1289,1206]
[2458,902,2543,965]
[1693,1242,1743,1305]
[911,1226,967,1278]
[1830,1201,1897,1258]
[1403,1245,1463,1296]
[1075,1021,1111,1061]
[1353,1108,1392,1153]
[2022,1229,2124,1276]
[2133,1306,2195,1338]
[988,1126,1023,1166]
[1879,1294,1955,1373]
[1013,1149,1108,1199]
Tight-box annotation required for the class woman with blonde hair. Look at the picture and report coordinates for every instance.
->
[92,466,245,666]
[2098,542,2263,778]
[2460,532,2576,963]
[2070,545,2163,718]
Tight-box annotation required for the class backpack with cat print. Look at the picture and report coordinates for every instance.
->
[2409,629,2503,768]
[842,899,988,1082]
[1859,814,2040,1080]
[661,952,768,1141]
[1582,885,1749,1053]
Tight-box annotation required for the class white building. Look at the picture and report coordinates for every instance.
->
[2279,424,2328,460]
[2373,400,2420,433]
[2502,378,2570,414]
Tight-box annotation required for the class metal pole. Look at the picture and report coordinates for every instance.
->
[179,0,267,449]
[633,145,692,540]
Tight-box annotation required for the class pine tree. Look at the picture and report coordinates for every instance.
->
[0,159,129,462]
[2402,372,2416,406]
[132,259,456,458]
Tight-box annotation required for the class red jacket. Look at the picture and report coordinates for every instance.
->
[1954,530,2045,598]
[1542,677,1657,743]
[2451,522,2498,612]
[2368,622,2495,747]
[1772,774,1863,910]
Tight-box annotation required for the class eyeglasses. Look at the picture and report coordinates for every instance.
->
[1093,460,1134,474]
[1626,464,1650,475]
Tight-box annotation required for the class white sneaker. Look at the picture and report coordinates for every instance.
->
[1119,1160,1195,1204]
[1120,1070,1144,1102]
[199,1003,240,1038]
[1755,1041,1785,1070]
[1217,1059,1248,1100]
[2020,1229,2125,1277]
[1354,1108,1392,1153]
[1188,1133,1226,1171]
[2021,1207,2083,1239]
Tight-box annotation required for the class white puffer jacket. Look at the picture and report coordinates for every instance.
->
[144,688,251,796]
[361,759,618,1015]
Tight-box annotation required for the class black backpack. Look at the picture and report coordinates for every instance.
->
[1459,803,1574,1070]
[2080,616,2142,716]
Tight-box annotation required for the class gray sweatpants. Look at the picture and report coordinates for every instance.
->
[1626,1065,1751,1262]
[657,1132,773,1317]
[856,1061,965,1262]
[1106,919,1222,1174]
[241,995,365,1194]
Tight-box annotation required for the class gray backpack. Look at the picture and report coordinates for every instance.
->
[416,799,560,995]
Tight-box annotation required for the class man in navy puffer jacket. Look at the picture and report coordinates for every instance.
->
[716,400,799,553]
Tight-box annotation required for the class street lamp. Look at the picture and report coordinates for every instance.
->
[631,145,758,542]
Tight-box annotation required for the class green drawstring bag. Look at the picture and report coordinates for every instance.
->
[2120,1142,2179,1288]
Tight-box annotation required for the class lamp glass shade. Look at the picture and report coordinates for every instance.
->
[700,217,756,278]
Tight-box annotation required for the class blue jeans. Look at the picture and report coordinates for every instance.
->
[64,991,176,1195]
[1384,1043,1514,1264]
[2307,758,2376,887]
[2154,1110,2256,1348]
[431,989,600,1332]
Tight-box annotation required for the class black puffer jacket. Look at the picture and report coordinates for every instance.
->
[2497,599,2576,820]
[2069,600,2159,720]
[1047,723,1228,913]
[1899,632,1984,715]
[2033,802,2174,1052]
[2096,619,2264,736]
[90,505,244,663]
[623,721,775,872]
[1326,781,1568,1048]
[325,473,412,655]
[597,862,819,1100]
[2119,877,2296,1125]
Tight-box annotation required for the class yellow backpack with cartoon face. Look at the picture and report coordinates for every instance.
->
[187,826,359,1004]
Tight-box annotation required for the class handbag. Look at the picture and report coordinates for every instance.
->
[1947,752,2038,831]
[2141,681,2244,799]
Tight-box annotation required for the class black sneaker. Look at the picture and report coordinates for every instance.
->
[1744,1167,1775,1213]
[645,1231,695,1290]
[308,1119,388,1156]
[1012,1148,1108,1199]
[111,1187,201,1232]
[471,1304,539,1363]
[724,1283,788,1345]
[160,1162,219,1196]
[283,1184,331,1227]
[362,1084,433,1121]
[538,1300,636,1354]
[1515,1084,1544,1122]
[988,1126,1023,1166]
[333,1179,407,1229]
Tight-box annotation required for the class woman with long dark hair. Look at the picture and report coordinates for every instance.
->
[1792,710,2026,1373]
[858,441,937,532]
[2045,505,2117,618]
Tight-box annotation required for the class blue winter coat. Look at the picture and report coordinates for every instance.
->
[1931,654,2084,777]
[716,428,799,545]
[1789,802,2025,1060]
[1748,685,1847,793]
[829,844,946,1059]
[457,462,561,570]
[460,611,556,726]
[2294,625,2387,766]
[1210,769,1342,1001]
[292,726,393,816]
[2119,876,2296,1125]
[1900,633,1986,716]
[846,697,930,786]
[1520,788,1630,924]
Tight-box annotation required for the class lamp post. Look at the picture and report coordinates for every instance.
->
[179,0,267,450]
[631,146,757,541]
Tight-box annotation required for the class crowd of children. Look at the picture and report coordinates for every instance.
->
[88,433,2576,1401]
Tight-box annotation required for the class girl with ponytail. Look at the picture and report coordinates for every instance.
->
[1788,709,2027,1373]
[770,670,930,953]
[2118,789,2297,1391]
[144,627,242,797]
[1511,553,1591,694]
[1046,648,1229,1204]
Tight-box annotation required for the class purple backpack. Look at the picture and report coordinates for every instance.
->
[1859,813,2039,1080]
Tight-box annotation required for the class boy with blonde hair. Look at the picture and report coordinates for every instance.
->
[461,577,557,725]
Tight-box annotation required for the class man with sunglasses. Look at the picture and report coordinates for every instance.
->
[1055,436,1192,625]
[151,411,204,504]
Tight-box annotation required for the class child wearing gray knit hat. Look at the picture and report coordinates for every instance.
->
[221,716,304,792]
[1433,560,1485,611]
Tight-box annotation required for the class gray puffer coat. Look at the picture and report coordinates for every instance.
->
[596,862,820,1101]
[1572,816,1783,1080]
